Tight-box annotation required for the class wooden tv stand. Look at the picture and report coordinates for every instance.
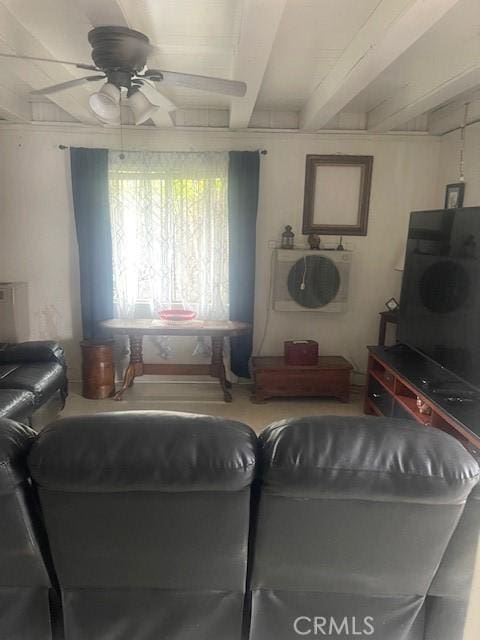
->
[365,345,480,454]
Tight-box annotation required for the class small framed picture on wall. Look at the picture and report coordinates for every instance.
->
[444,182,465,209]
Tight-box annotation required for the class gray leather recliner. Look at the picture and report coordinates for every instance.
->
[2,411,479,640]
[424,475,480,639]
[28,411,257,640]
[250,416,480,640]
[0,417,55,640]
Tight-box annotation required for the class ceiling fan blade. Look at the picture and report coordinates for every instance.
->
[139,80,177,111]
[0,51,98,71]
[145,69,247,97]
[31,75,105,95]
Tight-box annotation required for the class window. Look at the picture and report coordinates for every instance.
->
[108,151,229,320]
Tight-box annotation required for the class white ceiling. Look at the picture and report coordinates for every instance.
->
[255,0,381,111]
[0,0,479,134]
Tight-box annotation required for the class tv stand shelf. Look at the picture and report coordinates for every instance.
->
[365,345,480,454]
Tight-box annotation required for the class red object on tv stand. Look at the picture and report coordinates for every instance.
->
[284,340,319,366]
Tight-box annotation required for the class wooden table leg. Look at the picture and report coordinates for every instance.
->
[211,336,232,402]
[114,335,144,401]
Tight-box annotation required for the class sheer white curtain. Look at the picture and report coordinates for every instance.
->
[108,150,229,320]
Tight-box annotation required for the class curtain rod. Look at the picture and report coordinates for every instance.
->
[58,145,267,154]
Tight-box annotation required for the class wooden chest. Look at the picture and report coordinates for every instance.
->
[251,356,352,403]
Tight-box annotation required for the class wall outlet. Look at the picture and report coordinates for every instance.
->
[268,240,277,249]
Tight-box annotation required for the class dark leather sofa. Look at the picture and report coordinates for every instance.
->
[0,418,56,640]
[0,341,68,425]
[1,412,479,640]
[250,417,480,640]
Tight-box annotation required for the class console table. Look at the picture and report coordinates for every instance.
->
[101,319,251,402]
[252,356,352,403]
[365,345,480,453]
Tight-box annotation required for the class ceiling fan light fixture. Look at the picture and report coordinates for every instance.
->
[127,89,159,124]
[89,82,121,122]
[16,26,247,122]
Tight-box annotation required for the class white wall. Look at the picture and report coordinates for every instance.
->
[437,121,480,207]
[0,124,440,379]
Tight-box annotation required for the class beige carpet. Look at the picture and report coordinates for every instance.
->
[61,380,365,434]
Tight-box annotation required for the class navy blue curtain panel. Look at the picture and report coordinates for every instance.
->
[70,148,113,339]
[228,151,260,378]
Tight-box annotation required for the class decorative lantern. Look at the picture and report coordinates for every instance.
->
[281,225,295,249]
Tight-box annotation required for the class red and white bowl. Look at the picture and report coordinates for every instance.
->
[158,309,197,323]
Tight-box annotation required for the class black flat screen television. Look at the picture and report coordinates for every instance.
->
[398,207,480,392]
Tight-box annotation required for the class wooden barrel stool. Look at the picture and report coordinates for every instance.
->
[80,339,115,399]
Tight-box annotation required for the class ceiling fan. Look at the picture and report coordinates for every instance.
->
[0,26,247,125]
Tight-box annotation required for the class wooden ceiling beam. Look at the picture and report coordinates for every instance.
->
[0,2,98,124]
[368,64,480,133]
[229,0,287,130]
[0,83,30,121]
[428,90,480,136]
[299,0,462,131]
